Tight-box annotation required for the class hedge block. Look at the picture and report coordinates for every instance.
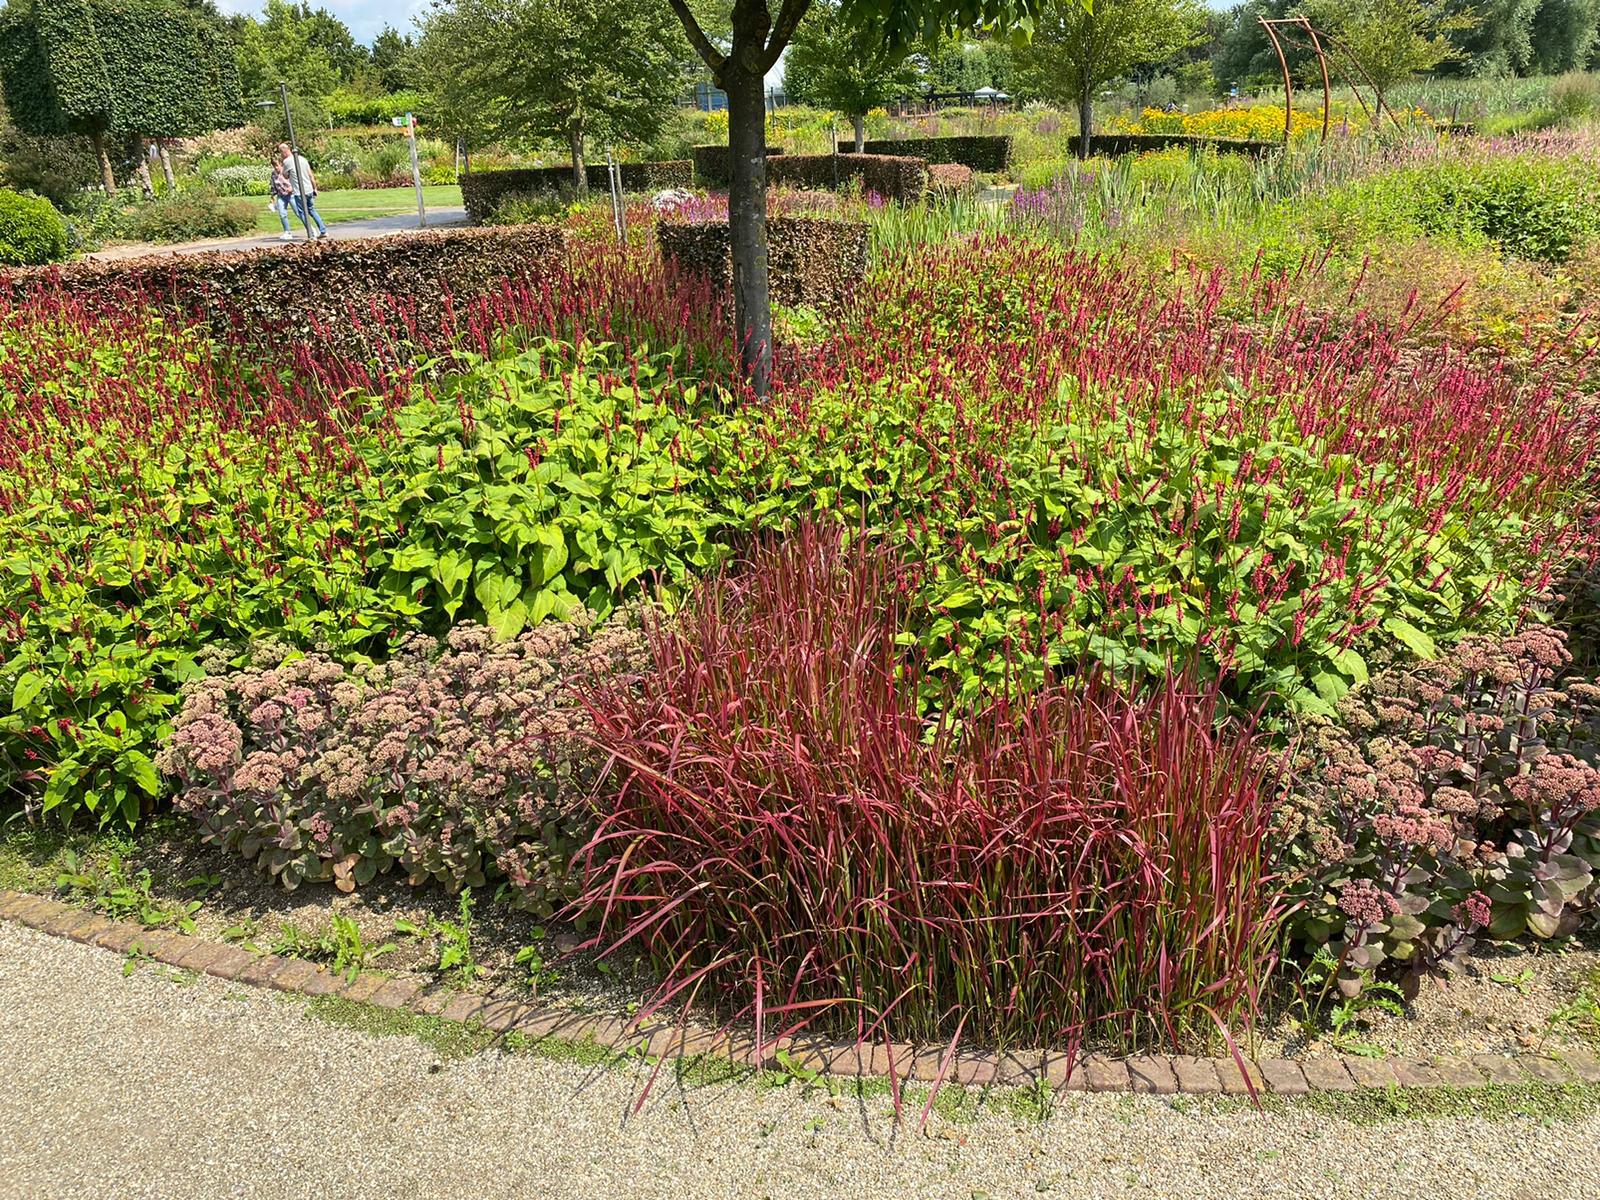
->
[769,153,929,203]
[861,135,1012,172]
[657,217,868,313]
[4,225,570,354]
[461,162,693,222]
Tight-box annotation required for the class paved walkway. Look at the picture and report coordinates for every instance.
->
[86,208,469,262]
[1,923,1596,1199]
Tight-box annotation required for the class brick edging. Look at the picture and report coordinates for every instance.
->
[5,888,1598,1096]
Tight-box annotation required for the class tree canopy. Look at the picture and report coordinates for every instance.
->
[784,0,921,147]
[0,0,242,188]
[1012,0,1206,151]
[415,0,687,189]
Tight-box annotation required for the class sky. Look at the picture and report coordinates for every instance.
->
[217,0,428,45]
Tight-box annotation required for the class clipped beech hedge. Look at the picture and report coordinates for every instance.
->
[3,224,569,346]
[860,135,1013,172]
[461,161,694,223]
[657,217,868,312]
[691,144,785,187]
[768,153,930,203]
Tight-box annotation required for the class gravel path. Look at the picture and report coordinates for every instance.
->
[1,921,1597,1200]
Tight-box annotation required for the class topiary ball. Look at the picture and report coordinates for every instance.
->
[0,189,70,266]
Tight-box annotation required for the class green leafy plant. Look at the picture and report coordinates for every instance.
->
[395,890,484,987]
[0,187,69,264]
[55,849,200,933]
[272,914,395,982]
[512,927,560,992]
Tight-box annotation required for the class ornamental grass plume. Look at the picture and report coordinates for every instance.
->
[575,524,1283,1062]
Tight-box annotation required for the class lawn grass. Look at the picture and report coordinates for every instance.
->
[251,185,463,233]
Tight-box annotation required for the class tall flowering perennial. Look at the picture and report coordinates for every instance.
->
[1279,627,1600,997]
[742,235,1600,713]
[157,611,647,911]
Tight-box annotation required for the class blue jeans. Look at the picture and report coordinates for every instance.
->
[291,192,327,235]
[270,194,292,232]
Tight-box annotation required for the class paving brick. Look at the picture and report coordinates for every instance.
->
[1218,1057,1267,1097]
[1431,1058,1487,1088]
[1554,1049,1600,1085]
[1520,1057,1573,1086]
[475,996,528,1033]
[1390,1059,1447,1088]
[41,906,98,938]
[1041,1050,1087,1091]
[441,992,487,1025]
[201,946,256,980]
[0,890,31,919]
[295,967,344,997]
[987,1048,1041,1088]
[1170,1056,1222,1094]
[1125,1055,1179,1095]
[1471,1055,1527,1085]
[1257,1059,1308,1097]
[869,1042,916,1078]
[63,913,117,945]
[339,973,387,1004]
[264,957,319,992]
[1082,1055,1130,1092]
[237,954,288,988]
[170,937,228,973]
[369,978,423,1011]
[15,896,66,927]
[948,1052,998,1088]
[1301,1058,1358,1092]
[91,923,146,954]
[408,986,454,1017]
[1343,1057,1401,1090]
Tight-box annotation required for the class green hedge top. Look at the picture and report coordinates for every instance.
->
[859,135,1012,172]
[461,162,694,224]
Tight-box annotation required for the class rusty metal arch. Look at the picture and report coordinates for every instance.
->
[1257,16,1402,149]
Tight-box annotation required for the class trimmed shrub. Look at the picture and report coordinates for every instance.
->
[2,224,570,349]
[927,162,975,195]
[768,152,929,202]
[691,143,784,187]
[119,192,256,243]
[0,189,68,265]
[577,526,1282,1050]
[657,216,868,311]
[861,134,1012,171]
[461,161,694,223]
[158,613,648,911]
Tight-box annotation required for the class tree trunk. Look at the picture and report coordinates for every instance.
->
[1078,78,1093,160]
[725,63,772,397]
[852,113,865,152]
[158,141,175,190]
[569,128,587,195]
[133,136,155,198]
[91,129,116,192]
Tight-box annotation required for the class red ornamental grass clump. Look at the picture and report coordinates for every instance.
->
[576,525,1282,1058]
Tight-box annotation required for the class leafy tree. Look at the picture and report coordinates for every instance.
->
[1012,0,1206,156]
[232,0,341,100]
[1529,0,1598,72]
[922,35,1011,94]
[1443,0,1537,75]
[417,0,686,192]
[0,0,241,191]
[369,24,413,92]
[1301,0,1473,115]
[784,0,920,148]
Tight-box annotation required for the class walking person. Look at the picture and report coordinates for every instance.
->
[268,157,295,240]
[278,142,328,239]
